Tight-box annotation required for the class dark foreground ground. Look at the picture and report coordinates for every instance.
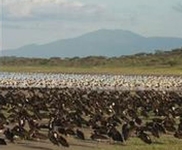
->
[1,134,182,150]
[1,87,182,150]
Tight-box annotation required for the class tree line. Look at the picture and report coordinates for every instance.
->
[0,48,182,67]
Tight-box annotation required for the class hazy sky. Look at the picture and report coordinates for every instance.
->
[0,0,182,50]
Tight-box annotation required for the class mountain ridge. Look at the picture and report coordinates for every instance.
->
[2,29,182,58]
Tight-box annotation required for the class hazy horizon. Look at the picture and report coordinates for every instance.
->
[1,0,182,50]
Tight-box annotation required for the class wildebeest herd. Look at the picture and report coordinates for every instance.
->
[0,72,182,148]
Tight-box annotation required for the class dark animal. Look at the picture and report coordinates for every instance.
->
[0,138,7,145]
[4,128,14,142]
[90,131,108,140]
[48,131,59,146]
[76,129,85,140]
[58,135,69,147]
[108,127,124,142]
[137,130,152,144]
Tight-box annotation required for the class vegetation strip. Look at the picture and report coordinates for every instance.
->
[1,48,182,75]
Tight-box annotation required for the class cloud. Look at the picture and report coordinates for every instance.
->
[172,3,182,13]
[2,23,45,30]
[1,0,106,21]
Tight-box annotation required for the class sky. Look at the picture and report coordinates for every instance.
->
[0,0,182,50]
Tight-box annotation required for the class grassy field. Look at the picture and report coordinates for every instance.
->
[1,134,182,150]
[1,48,182,75]
[1,65,182,75]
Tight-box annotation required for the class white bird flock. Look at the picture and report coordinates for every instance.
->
[0,72,182,91]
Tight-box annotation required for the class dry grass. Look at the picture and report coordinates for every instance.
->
[1,65,182,75]
[1,134,182,150]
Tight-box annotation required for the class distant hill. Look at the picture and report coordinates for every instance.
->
[2,29,182,58]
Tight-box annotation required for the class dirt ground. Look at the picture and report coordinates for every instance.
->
[0,137,114,150]
[1,136,182,150]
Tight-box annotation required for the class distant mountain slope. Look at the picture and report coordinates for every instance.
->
[2,29,182,58]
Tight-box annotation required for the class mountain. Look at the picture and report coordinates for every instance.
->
[2,29,182,58]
